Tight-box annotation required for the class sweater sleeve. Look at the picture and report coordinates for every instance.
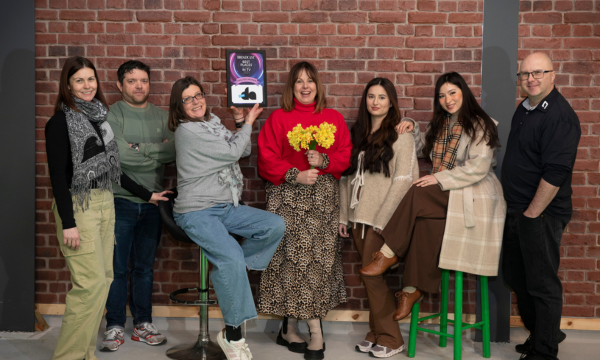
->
[374,134,417,230]
[119,173,152,202]
[107,111,163,172]
[181,122,252,174]
[540,112,580,187]
[402,117,426,158]
[45,112,76,230]
[339,176,349,225]
[434,130,494,191]
[258,113,295,184]
[139,109,176,164]
[320,113,352,179]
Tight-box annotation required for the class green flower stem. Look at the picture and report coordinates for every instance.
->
[309,140,317,169]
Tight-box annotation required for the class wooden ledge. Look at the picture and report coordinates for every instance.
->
[36,304,600,331]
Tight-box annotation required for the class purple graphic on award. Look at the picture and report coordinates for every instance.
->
[226,50,267,107]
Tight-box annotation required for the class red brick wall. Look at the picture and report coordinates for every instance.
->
[518,0,600,318]
[34,0,599,318]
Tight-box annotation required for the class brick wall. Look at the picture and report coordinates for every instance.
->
[34,0,599,318]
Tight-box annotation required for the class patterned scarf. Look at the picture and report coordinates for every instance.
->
[62,97,121,212]
[431,116,463,174]
[194,114,244,207]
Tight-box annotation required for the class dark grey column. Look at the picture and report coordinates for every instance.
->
[477,0,520,343]
[0,2,36,331]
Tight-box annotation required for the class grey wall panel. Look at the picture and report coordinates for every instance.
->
[0,1,36,331]
[478,0,520,343]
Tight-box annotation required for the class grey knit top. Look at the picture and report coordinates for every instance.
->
[174,114,251,214]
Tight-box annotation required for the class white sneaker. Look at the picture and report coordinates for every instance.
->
[99,327,124,352]
[217,329,253,360]
[355,340,375,353]
[369,344,405,358]
[131,322,167,346]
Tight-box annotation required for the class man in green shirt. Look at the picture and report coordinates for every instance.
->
[101,60,175,352]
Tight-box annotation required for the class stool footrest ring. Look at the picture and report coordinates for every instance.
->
[169,287,217,305]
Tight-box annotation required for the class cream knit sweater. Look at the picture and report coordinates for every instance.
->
[339,132,420,231]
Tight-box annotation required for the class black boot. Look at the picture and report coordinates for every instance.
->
[304,319,325,360]
[276,316,307,353]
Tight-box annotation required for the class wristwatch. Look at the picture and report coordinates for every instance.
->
[131,143,140,151]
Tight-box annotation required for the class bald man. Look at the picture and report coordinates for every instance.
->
[501,52,581,360]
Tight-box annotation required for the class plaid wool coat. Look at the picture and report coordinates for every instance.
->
[409,117,506,276]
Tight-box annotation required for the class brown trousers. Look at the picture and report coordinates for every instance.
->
[381,184,450,294]
[353,224,403,349]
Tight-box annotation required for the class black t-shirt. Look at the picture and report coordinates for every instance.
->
[45,111,152,229]
[501,87,581,220]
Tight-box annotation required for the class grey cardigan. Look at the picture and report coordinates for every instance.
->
[174,114,251,214]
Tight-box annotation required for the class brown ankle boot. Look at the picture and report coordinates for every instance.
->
[393,290,424,321]
[359,251,399,277]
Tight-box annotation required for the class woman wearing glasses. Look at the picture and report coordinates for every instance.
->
[168,76,285,360]
[359,72,506,322]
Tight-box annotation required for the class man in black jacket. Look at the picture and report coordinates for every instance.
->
[501,52,581,360]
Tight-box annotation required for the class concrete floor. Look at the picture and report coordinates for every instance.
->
[0,316,597,359]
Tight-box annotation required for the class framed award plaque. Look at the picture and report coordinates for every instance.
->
[226,49,267,108]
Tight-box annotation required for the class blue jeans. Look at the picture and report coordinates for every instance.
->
[502,208,568,360]
[174,203,285,327]
[105,198,162,328]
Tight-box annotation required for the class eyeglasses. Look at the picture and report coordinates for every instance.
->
[182,92,205,104]
[516,70,554,81]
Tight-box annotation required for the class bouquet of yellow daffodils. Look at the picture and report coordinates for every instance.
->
[287,122,337,168]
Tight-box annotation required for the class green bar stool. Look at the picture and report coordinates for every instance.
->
[407,269,491,360]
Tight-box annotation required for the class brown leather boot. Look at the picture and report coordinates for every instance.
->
[359,251,399,277]
[393,290,424,321]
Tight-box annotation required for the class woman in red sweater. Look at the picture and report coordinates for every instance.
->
[257,61,352,360]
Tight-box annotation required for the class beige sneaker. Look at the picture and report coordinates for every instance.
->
[217,329,253,360]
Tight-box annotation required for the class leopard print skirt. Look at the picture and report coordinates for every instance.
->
[258,173,347,319]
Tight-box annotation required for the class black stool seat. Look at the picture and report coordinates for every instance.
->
[158,188,224,360]
[158,189,216,306]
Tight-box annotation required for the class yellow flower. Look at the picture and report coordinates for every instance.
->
[287,122,337,151]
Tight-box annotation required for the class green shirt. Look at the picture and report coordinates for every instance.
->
[108,100,175,203]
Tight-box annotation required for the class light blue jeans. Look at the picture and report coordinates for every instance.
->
[174,203,285,327]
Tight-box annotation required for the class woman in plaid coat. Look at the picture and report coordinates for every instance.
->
[359,72,506,321]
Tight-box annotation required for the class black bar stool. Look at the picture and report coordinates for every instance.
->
[158,188,225,360]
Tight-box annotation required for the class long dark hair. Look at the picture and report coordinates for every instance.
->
[282,61,327,113]
[422,72,500,157]
[54,56,107,113]
[168,76,211,132]
[345,78,401,177]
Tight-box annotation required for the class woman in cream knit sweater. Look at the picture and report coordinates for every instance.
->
[339,78,419,358]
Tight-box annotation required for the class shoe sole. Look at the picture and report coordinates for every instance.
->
[99,339,123,352]
[131,335,167,346]
[355,345,371,353]
[368,345,405,358]
[515,331,566,354]
[394,294,425,321]
[276,334,306,354]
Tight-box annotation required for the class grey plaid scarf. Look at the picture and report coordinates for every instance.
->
[63,97,121,212]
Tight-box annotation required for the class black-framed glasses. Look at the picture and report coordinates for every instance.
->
[517,70,554,81]
[182,92,205,104]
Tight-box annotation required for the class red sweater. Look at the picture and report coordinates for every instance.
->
[258,100,352,186]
